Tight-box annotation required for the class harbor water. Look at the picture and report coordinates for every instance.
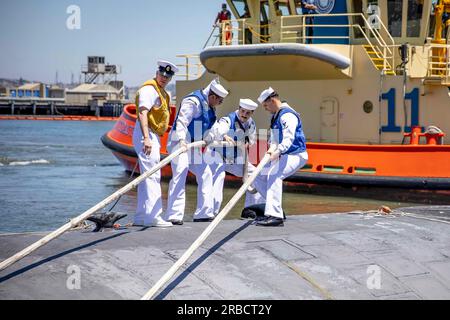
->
[0,120,430,234]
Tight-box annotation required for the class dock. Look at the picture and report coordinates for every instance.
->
[1,206,449,300]
[0,97,124,118]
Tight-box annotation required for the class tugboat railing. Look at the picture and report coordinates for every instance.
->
[200,13,397,75]
[183,13,450,83]
[280,13,394,49]
[176,54,204,81]
[280,13,396,74]
[203,24,219,49]
[426,43,450,84]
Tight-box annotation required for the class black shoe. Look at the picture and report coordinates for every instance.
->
[256,216,284,227]
[193,217,214,222]
[240,208,257,220]
[169,219,183,225]
[255,215,267,221]
[241,204,287,220]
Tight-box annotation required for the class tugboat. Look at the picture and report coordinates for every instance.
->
[102,0,450,190]
[4,1,450,301]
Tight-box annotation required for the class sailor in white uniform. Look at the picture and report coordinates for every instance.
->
[132,60,178,227]
[209,98,264,215]
[252,87,308,227]
[164,79,229,225]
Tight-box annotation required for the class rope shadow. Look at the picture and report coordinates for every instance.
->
[0,231,129,284]
[155,220,253,300]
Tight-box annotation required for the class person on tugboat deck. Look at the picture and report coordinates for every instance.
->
[214,3,232,45]
[132,60,178,227]
[302,0,317,44]
[252,87,308,227]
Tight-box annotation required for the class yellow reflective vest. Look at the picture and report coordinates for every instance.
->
[135,79,170,136]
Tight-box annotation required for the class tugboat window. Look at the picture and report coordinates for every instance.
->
[231,0,250,18]
[353,0,365,38]
[233,0,252,44]
[387,0,403,37]
[407,0,423,37]
[294,0,302,15]
[260,0,270,42]
[260,0,269,22]
[367,1,381,36]
[274,0,292,16]
[428,0,439,37]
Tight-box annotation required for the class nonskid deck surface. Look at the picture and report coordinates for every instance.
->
[1,206,450,300]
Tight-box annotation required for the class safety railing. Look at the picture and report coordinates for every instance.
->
[233,20,272,44]
[203,19,272,48]
[202,13,397,75]
[280,13,396,74]
[426,43,450,84]
[176,54,204,81]
[203,24,220,49]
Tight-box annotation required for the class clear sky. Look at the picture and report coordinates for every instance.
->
[0,0,227,86]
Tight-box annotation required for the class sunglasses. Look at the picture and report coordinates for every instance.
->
[158,71,173,79]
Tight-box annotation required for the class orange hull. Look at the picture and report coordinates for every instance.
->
[101,104,173,173]
[102,104,450,189]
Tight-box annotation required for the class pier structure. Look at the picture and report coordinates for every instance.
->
[0,96,124,117]
[0,56,128,118]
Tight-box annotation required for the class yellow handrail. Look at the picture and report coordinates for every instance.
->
[279,13,396,74]
[219,19,272,44]
[426,43,450,81]
[176,54,204,81]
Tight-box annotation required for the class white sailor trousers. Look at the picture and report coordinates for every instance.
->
[165,143,215,221]
[132,122,163,225]
[210,150,264,214]
[253,152,308,219]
